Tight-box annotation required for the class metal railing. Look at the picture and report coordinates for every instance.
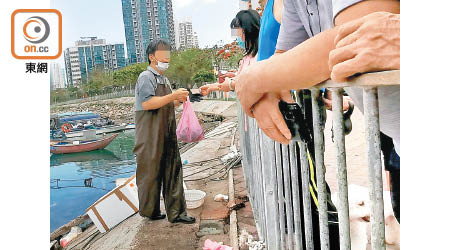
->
[238,70,399,250]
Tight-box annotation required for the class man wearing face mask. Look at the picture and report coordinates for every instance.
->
[133,39,195,224]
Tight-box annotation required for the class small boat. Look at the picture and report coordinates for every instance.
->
[125,123,135,129]
[65,125,127,138]
[57,112,100,123]
[50,134,119,154]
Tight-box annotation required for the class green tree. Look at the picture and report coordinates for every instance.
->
[112,63,147,87]
[77,68,115,96]
[67,85,82,99]
[192,70,216,84]
[226,51,243,69]
[50,89,69,104]
[165,48,214,88]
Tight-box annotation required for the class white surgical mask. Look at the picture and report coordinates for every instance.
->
[156,60,170,71]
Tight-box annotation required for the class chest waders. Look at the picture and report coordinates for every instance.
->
[133,79,187,222]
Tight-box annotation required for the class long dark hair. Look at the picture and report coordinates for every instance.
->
[230,10,260,57]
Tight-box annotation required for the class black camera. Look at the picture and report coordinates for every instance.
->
[278,99,315,143]
[278,100,304,142]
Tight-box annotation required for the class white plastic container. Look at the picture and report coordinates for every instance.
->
[60,226,82,247]
[184,189,206,209]
[86,175,138,233]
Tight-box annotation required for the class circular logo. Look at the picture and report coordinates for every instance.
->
[23,16,50,44]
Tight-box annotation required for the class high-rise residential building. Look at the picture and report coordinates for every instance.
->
[50,63,65,90]
[60,67,67,88]
[174,19,180,49]
[193,32,199,48]
[177,17,199,50]
[64,38,127,86]
[121,0,175,64]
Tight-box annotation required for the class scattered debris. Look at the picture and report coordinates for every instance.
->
[60,226,82,248]
[228,202,245,211]
[239,229,265,250]
[227,195,249,211]
[50,214,91,242]
[214,194,229,202]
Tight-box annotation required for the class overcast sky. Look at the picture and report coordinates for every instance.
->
[51,0,240,65]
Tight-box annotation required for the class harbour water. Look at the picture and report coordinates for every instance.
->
[50,130,136,232]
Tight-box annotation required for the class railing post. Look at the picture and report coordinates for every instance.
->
[297,141,314,250]
[289,143,304,250]
[275,143,287,250]
[260,133,281,250]
[331,88,351,250]
[248,118,265,240]
[310,89,330,250]
[282,144,296,250]
[363,87,386,250]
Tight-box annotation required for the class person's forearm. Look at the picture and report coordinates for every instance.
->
[142,94,175,110]
[244,28,337,93]
[241,0,399,94]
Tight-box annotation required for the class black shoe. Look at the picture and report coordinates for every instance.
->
[172,215,196,224]
[150,213,166,220]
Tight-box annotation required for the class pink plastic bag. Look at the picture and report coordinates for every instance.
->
[203,239,233,250]
[176,98,204,143]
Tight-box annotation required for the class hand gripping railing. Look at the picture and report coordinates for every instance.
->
[237,70,399,250]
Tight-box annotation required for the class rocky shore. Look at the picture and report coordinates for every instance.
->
[50,97,229,126]
[51,98,136,125]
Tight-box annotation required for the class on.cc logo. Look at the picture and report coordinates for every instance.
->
[11,9,62,60]
[23,16,50,44]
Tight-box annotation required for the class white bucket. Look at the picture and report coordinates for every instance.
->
[184,189,206,209]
